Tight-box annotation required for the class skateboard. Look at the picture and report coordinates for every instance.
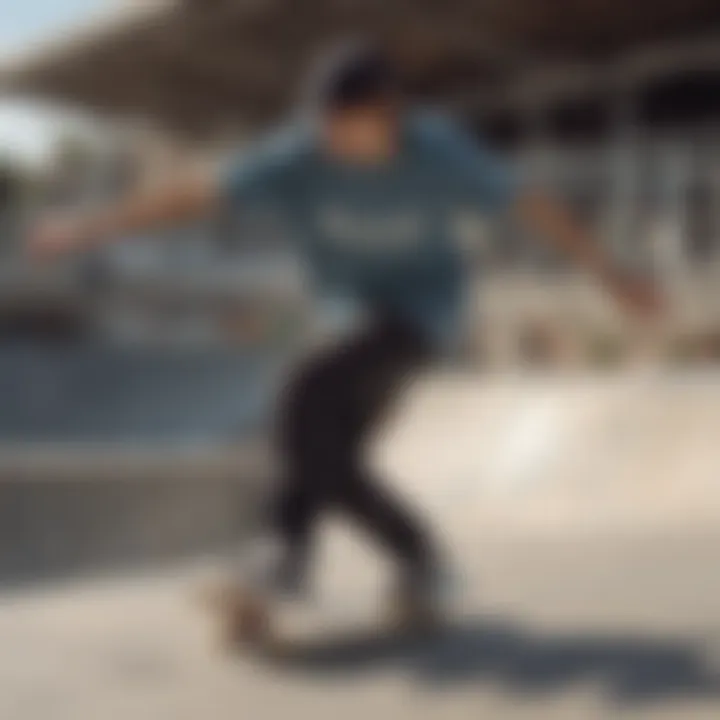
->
[198,582,445,663]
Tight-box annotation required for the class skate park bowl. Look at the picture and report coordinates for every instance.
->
[378,368,720,535]
[0,344,277,585]
[2,342,720,586]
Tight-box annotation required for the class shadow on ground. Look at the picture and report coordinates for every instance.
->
[254,618,720,706]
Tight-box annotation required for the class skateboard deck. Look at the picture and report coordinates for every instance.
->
[232,619,444,666]
[198,583,444,665]
[197,586,445,670]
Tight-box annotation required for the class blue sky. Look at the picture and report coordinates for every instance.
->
[1,0,108,58]
[1,0,109,165]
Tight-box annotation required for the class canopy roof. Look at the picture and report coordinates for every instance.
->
[2,0,720,136]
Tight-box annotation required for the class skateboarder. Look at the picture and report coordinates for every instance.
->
[29,42,662,643]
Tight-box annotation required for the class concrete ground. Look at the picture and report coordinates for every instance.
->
[2,526,720,720]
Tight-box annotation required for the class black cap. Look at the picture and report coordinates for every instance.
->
[305,41,399,112]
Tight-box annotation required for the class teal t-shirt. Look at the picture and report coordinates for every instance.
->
[222,112,519,353]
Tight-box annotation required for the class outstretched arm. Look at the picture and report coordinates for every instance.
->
[514,189,663,319]
[28,167,219,262]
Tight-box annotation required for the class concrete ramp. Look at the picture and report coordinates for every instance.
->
[378,371,720,535]
[0,448,271,585]
[2,370,720,586]
[0,344,278,583]
[0,345,274,444]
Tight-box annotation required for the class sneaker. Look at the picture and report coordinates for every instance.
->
[388,589,444,635]
[388,561,460,635]
[200,582,272,650]
[238,535,312,603]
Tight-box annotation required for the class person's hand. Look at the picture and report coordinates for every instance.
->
[608,271,665,321]
[26,213,95,264]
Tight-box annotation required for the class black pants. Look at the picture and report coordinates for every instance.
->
[268,315,438,597]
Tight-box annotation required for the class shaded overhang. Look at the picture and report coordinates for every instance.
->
[2,0,720,138]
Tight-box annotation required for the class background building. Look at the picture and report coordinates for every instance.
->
[2,0,720,360]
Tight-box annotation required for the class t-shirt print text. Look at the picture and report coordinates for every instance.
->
[317,205,424,252]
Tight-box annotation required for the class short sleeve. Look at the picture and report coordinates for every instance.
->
[415,113,521,213]
[219,126,307,209]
